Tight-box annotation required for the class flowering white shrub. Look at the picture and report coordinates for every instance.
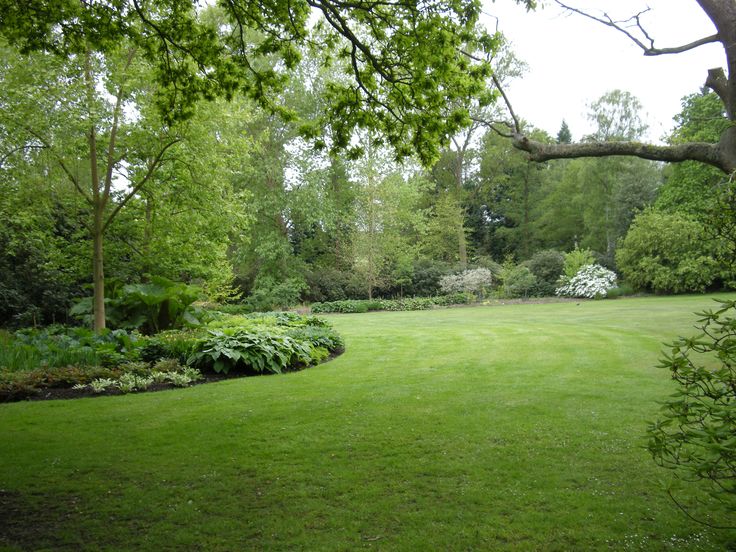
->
[440,268,494,297]
[555,264,617,299]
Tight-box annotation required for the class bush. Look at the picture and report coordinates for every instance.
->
[439,268,494,300]
[616,210,721,294]
[647,300,736,513]
[138,329,204,364]
[500,264,537,299]
[556,264,617,299]
[605,283,636,299]
[244,276,307,313]
[563,247,596,279]
[188,330,313,374]
[526,250,565,297]
[404,259,452,297]
[310,294,469,314]
[2,326,142,372]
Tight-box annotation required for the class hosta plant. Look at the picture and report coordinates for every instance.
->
[188,330,313,374]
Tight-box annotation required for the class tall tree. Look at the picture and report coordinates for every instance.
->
[0,43,180,330]
[556,120,572,144]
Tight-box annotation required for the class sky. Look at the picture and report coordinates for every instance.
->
[480,0,726,143]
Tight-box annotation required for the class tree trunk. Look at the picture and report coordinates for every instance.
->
[92,208,106,332]
[454,148,468,269]
[85,50,106,332]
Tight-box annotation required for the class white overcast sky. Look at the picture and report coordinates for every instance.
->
[480,0,725,142]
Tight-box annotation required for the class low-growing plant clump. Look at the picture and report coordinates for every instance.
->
[310,294,469,314]
[0,312,343,402]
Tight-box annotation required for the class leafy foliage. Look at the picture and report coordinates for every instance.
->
[647,300,736,515]
[563,248,596,279]
[616,210,721,294]
[525,249,565,296]
[188,330,312,375]
[439,268,494,299]
[1,326,142,372]
[0,0,516,165]
[310,294,468,314]
[71,277,207,334]
[500,263,537,299]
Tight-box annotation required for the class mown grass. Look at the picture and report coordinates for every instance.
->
[1,295,735,550]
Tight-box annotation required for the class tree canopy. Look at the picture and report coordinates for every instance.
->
[0,0,535,165]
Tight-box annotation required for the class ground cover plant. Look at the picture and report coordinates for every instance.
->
[310,293,469,314]
[1,295,735,549]
[0,312,343,402]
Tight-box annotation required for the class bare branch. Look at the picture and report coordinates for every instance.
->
[491,73,520,134]
[554,1,720,56]
[706,67,730,114]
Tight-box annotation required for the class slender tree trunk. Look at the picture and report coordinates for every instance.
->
[85,50,106,332]
[142,195,153,273]
[92,212,106,332]
[454,150,468,269]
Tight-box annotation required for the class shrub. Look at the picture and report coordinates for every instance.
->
[616,209,721,294]
[4,326,142,371]
[244,276,307,313]
[285,326,345,353]
[556,264,617,299]
[439,268,494,299]
[303,267,358,303]
[403,259,452,297]
[605,283,636,299]
[647,300,736,513]
[563,247,596,279]
[139,329,204,364]
[310,294,468,314]
[500,264,537,299]
[526,250,565,297]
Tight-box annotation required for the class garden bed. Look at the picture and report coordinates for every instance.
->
[1,312,344,403]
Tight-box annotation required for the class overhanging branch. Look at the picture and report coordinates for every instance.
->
[512,134,727,171]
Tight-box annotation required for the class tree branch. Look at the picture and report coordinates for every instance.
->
[512,134,725,170]
[102,138,181,232]
[0,143,46,169]
[490,73,520,134]
[554,1,720,56]
[706,67,730,115]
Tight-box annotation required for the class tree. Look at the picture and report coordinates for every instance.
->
[0,43,181,331]
[499,1,736,174]
[475,126,552,260]
[556,120,572,144]
[0,0,535,166]
[350,143,428,299]
[656,91,730,215]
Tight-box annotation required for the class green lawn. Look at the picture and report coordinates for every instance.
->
[2,295,735,550]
